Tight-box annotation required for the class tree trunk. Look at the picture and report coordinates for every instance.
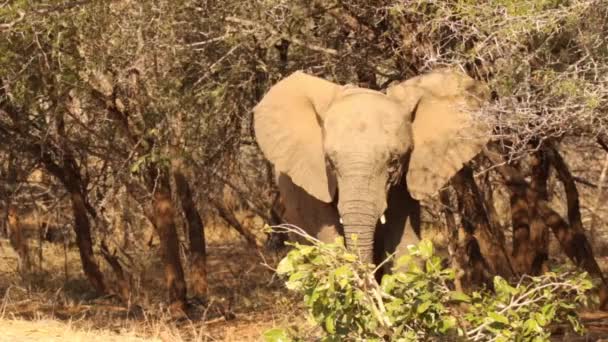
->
[7,205,30,274]
[173,167,208,299]
[479,170,504,244]
[63,172,107,294]
[100,240,131,301]
[149,170,188,314]
[451,166,514,280]
[537,201,608,309]
[486,146,547,276]
[485,146,608,309]
[3,151,31,274]
[125,174,188,312]
[439,189,468,292]
[547,145,584,232]
[509,180,535,276]
[39,147,107,294]
[527,148,551,275]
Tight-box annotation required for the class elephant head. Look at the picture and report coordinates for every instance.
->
[254,69,489,263]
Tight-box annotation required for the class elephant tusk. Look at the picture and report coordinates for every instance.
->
[380,214,386,225]
[339,217,344,225]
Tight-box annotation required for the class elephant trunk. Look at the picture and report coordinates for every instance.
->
[337,169,387,265]
[340,203,378,264]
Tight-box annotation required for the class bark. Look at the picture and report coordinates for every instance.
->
[1,115,106,292]
[125,166,188,312]
[485,146,608,309]
[4,151,31,273]
[537,201,608,309]
[56,105,107,293]
[509,180,535,276]
[150,172,188,313]
[38,147,107,294]
[100,240,131,301]
[451,166,514,280]
[63,170,107,294]
[527,149,551,275]
[172,167,208,298]
[485,146,548,276]
[439,189,467,292]
[7,205,30,273]
[479,171,504,243]
[547,145,584,232]
[147,176,188,312]
[1,150,17,239]
[1,202,8,239]
[93,79,188,309]
[545,145,608,309]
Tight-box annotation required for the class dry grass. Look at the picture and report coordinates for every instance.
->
[2,187,608,341]
[0,318,157,342]
[0,216,310,342]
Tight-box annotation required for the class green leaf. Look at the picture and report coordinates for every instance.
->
[325,314,336,334]
[439,316,457,333]
[276,257,294,275]
[394,254,412,269]
[263,328,292,342]
[418,239,434,259]
[449,291,471,303]
[524,318,543,334]
[342,253,357,262]
[493,276,516,296]
[417,301,431,314]
[488,311,509,325]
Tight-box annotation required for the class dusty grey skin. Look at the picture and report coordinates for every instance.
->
[254,69,489,268]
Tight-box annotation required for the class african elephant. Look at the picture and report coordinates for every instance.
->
[253,69,489,267]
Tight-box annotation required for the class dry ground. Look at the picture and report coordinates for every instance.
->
[0,219,311,342]
[2,220,608,341]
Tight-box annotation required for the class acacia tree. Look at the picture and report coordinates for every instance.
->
[223,0,608,301]
[2,0,608,314]
[1,0,279,311]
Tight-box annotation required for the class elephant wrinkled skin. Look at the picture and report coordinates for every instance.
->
[253,69,489,268]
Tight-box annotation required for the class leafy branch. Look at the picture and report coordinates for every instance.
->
[264,225,593,341]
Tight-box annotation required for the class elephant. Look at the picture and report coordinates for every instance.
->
[253,68,490,269]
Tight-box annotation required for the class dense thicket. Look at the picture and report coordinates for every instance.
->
[1,0,607,314]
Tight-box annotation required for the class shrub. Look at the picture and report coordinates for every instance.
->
[263,226,592,341]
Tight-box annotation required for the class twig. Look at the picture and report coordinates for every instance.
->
[225,16,338,55]
[0,10,25,32]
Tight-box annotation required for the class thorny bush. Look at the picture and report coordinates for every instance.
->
[263,225,592,341]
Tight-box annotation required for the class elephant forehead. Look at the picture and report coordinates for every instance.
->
[325,93,403,120]
[323,94,411,154]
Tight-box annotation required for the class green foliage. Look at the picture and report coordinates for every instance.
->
[264,237,592,341]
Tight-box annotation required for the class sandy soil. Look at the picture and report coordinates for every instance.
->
[0,318,158,342]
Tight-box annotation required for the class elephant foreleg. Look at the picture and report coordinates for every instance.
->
[276,172,342,244]
[379,184,422,274]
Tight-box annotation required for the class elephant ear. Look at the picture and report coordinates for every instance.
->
[254,71,340,203]
[387,69,490,200]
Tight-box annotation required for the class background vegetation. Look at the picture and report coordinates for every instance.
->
[1,0,607,340]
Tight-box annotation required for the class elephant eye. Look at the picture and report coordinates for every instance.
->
[387,157,402,184]
[387,157,400,173]
[326,157,337,172]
